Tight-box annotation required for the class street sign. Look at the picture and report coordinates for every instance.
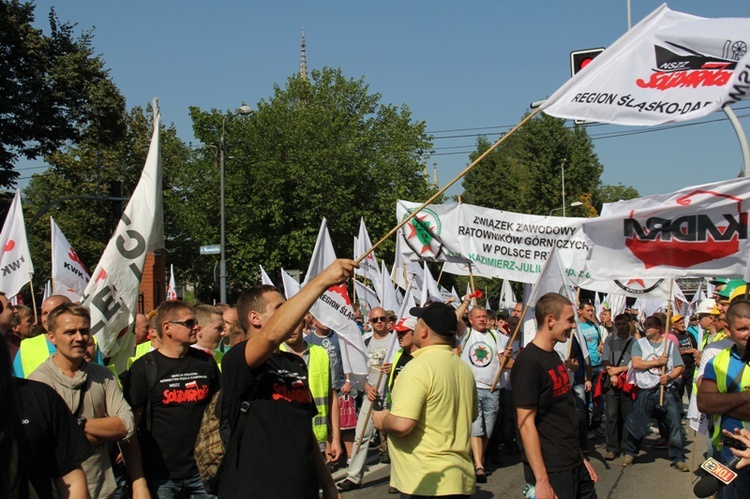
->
[200,244,221,255]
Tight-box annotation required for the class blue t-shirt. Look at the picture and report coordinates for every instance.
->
[578,321,602,367]
[306,330,346,390]
[703,345,748,463]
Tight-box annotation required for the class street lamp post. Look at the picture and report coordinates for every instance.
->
[220,105,253,303]
[549,201,583,216]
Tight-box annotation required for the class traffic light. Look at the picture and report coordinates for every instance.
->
[109,180,123,220]
[570,48,605,77]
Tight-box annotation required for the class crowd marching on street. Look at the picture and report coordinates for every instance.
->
[4,265,750,499]
[5,5,750,499]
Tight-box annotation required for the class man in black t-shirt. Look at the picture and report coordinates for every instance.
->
[512,293,598,499]
[125,301,220,497]
[219,259,356,499]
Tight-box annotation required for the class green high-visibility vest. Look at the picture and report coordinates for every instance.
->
[709,347,750,448]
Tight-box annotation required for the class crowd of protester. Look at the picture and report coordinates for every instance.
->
[2,269,749,499]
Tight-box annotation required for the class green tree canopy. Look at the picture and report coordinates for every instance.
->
[185,68,436,300]
[0,0,126,187]
[461,113,604,216]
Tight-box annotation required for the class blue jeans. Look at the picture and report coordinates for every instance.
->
[624,386,686,463]
[150,474,215,499]
[471,388,500,438]
[573,383,589,451]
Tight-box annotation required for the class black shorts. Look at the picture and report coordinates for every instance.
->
[524,462,598,499]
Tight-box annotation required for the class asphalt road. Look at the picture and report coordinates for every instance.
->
[334,424,705,498]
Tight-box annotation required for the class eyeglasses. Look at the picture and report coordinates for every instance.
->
[370,316,387,324]
[168,319,198,329]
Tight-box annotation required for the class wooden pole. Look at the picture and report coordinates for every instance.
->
[352,368,386,456]
[28,277,38,324]
[436,262,445,287]
[660,280,674,406]
[567,286,582,359]
[468,263,477,299]
[490,303,530,392]
[355,108,542,265]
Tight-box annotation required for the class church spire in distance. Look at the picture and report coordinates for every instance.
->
[300,27,308,81]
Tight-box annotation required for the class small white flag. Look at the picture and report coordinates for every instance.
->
[51,217,90,299]
[167,264,177,301]
[0,190,34,297]
[260,265,274,286]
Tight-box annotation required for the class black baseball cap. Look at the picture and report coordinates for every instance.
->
[409,302,457,337]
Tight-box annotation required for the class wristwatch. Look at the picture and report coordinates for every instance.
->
[76,416,87,427]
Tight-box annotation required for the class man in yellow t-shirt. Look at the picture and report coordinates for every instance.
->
[373,302,478,497]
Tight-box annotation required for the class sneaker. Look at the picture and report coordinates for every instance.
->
[388,486,399,494]
[653,438,668,450]
[336,480,361,492]
[621,454,634,467]
[587,432,597,440]
[671,461,690,472]
[605,451,617,461]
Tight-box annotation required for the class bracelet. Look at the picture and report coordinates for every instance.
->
[345,378,351,383]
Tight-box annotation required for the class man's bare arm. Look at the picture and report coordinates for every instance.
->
[244,259,357,369]
[697,379,750,420]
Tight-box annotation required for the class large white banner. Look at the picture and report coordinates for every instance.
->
[397,200,674,299]
[82,99,164,357]
[542,5,750,126]
[0,191,33,297]
[582,177,750,281]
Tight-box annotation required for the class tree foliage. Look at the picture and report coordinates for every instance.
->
[185,68,436,300]
[461,113,603,216]
[0,0,126,187]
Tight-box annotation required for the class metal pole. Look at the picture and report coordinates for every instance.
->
[561,160,567,217]
[220,117,227,304]
[722,105,750,178]
[626,0,632,30]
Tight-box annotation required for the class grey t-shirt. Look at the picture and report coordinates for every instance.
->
[365,334,392,386]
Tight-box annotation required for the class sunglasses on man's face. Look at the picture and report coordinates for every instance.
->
[370,316,387,324]
[168,318,199,329]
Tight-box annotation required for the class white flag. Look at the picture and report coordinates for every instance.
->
[280,268,301,300]
[582,177,750,281]
[420,262,444,306]
[526,247,577,308]
[378,260,401,312]
[0,190,33,297]
[354,280,379,313]
[304,219,368,377]
[688,281,705,317]
[391,231,408,290]
[260,265,274,286]
[542,5,750,125]
[42,280,51,303]
[82,99,164,357]
[50,217,89,300]
[354,218,382,284]
[166,264,177,301]
[498,279,517,310]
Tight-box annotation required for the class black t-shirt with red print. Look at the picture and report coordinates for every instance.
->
[126,348,220,480]
[511,342,582,472]
[219,342,319,498]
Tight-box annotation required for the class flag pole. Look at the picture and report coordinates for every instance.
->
[436,262,445,287]
[468,263,477,298]
[352,367,386,456]
[355,108,542,265]
[491,303,530,392]
[660,280,674,406]
[28,276,38,324]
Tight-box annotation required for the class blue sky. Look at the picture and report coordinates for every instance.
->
[20,1,750,202]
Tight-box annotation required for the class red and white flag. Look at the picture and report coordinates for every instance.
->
[51,217,90,300]
[0,190,34,297]
[582,177,750,281]
[82,99,164,357]
[166,264,177,301]
[304,219,368,377]
[542,5,750,125]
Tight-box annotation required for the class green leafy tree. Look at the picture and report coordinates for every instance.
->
[0,0,126,187]
[186,68,436,301]
[591,182,640,214]
[461,113,603,215]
